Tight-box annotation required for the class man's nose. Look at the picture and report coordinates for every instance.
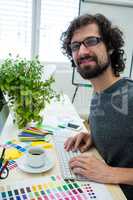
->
[78,43,91,56]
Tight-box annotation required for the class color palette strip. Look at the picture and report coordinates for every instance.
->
[8,160,17,170]
[0,141,26,171]
[0,176,98,200]
[1,141,26,152]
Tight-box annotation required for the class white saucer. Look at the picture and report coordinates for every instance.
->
[16,154,54,173]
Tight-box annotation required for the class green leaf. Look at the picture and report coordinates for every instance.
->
[0,55,60,128]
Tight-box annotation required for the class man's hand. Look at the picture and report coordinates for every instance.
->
[69,154,113,184]
[64,132,92,152]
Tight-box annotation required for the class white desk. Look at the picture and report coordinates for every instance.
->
[0,95,127,200]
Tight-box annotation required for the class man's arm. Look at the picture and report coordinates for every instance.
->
[109,167,133,185]
[69,154,133,185]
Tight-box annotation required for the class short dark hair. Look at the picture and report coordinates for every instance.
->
[61,13,126,76]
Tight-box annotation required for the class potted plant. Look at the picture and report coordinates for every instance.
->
[0,55,58,129]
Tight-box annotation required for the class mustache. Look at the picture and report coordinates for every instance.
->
[77,55,97,64]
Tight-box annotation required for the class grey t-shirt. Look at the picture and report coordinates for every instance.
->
[89,78,133,200]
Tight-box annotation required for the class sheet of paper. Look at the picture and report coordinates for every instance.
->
[0,175,113,200]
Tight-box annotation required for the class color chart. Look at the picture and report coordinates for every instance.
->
[2,140,26,153]
[0,175,113,200]
[0,140,26,170]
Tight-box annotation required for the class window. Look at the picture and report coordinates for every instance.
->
[0,0,32,59]
[0,0,79,62]
[39,0,79,62]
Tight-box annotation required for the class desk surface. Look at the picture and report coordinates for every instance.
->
[0,95,127,200]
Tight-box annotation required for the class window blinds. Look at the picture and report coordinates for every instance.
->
[39,0,79,62]
[0,0,32,59]
[0,0,79,62]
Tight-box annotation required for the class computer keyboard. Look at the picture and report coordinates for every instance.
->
[53,133,88,181]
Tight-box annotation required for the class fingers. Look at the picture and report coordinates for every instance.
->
[73,133,84,151]
[64,137,75,151]
[69,155,110,183]
[64,132,90,152]
[79,139,90,152]
[70,159,86,169]
[72,167,86,176]
[69,158,87,177]
[64,133,82,151]
[70,155,87,164]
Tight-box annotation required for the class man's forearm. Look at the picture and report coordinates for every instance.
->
[108,167,133,185]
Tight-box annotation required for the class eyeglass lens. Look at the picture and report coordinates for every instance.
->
[70,36,102,52]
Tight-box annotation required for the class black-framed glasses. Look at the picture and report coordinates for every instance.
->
[70,36,103,52]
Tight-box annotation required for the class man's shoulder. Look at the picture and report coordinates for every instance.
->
[122,77,133,90]
[123,77,133,83]
[124,78,133,105]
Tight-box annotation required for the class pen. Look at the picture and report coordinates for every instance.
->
[24,128,53,135]
[58,125,66,128]
[19,132,47,137]
[28,127,47,133]
[0,148,6,160]
[0,148,6,167]
[35,129,53,135]
[23,129,47,135]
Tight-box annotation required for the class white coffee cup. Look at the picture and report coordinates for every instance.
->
[26,146,46,168]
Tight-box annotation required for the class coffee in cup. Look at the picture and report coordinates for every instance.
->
[26,146,46,168]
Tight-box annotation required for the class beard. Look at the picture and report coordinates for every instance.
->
[75,54,110,79]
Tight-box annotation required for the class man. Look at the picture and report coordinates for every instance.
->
[61,14,133,200]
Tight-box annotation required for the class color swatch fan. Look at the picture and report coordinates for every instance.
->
[0,140,26,171]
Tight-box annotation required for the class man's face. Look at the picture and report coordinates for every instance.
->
[71,23,110,79]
